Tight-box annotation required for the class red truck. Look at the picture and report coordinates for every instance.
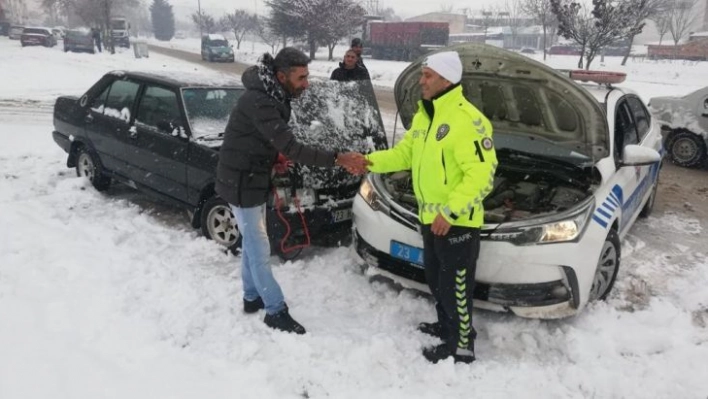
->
[647,39,708,61]
[367,21,449,61]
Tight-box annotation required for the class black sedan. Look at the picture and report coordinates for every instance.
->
[51,71,387,258]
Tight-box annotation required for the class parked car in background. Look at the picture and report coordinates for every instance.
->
[200,34,234,62]
[51,71,387,258]
[52,26,66,39]
[0,21,10,36]
[20,27,57,47]
[9,25,24,40]
[353,44,663,319]
[520,47,536,54]
[64,28,95,53]
[549,44,581,55]
[650,87,708,168]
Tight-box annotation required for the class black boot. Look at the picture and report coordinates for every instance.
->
[243,297,264,314]
[264,307,306,335]
[423,343,475,364]
[417,321,442,338]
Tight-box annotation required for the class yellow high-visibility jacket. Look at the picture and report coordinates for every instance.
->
[366,85,497,227]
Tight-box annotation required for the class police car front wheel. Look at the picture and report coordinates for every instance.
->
[589,229,621,302]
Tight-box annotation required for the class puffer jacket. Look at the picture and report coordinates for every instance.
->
[216,58,336,207]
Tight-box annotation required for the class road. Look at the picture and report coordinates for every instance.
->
[147,44,398,113]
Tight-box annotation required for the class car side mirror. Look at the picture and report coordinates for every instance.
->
[620,145,662,167]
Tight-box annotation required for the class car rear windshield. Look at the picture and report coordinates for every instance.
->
[182,88,244,140]
[23,28,49,35]
[208,40,228,47]
[67,30,91,38]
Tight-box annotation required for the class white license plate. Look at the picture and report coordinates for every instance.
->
[331,209,352,223]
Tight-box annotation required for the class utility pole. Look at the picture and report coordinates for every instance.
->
[198,0,202,38]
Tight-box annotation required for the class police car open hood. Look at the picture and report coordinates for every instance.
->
[394,43,610,162]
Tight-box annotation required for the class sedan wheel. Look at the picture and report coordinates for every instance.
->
[666,130,707,168]
[75,146,111,191]
[588,229,621,302]
[200,197,241,252]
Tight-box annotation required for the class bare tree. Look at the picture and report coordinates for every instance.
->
[439,3,455,13]
[221,9,257,49]
[522,0,556,59]
[255,15,281,53]
[265,0,364,60]
[668,0,699,45]
[652,14,672,44]
[619,0,671,65]
[380,7,402,21]
[551,0,640,69]
[503,0,526,49]
[192,11,216,34]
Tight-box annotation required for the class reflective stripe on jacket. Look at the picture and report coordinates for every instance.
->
[366,85,497,227]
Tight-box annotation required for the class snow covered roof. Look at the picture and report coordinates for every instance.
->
[109,70,242,88]
[208,34,226,41]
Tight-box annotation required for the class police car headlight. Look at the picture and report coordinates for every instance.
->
[359,177,379,208]
[489,199,594,245]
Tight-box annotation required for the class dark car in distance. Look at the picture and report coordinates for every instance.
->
[51,71,387,258]
[64,28,95,53]
[20,27,57,47]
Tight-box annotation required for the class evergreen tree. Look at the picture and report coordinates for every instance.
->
[150,0,175,41]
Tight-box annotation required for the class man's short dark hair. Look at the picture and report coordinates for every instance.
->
[273,47,310,74]
[351,38,362,47]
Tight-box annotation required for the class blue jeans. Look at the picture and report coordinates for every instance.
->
[230,204,285,315]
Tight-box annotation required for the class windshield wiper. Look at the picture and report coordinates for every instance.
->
[194,132,224,141]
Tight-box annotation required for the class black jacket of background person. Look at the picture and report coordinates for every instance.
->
[215,64,336,207]
[330,63,371,82]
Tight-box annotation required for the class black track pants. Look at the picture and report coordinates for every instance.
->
[421,225,480,352]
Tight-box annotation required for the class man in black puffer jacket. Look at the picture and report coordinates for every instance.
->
[330,49,370,82]
[216,47,366,335]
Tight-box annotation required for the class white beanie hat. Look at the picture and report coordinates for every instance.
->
[422,51,463,84]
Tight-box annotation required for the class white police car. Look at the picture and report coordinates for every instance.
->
[353,44,663,319]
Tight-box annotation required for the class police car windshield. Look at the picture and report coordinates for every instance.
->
[209,40,228,47]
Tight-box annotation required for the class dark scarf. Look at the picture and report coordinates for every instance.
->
[257,53,290,104]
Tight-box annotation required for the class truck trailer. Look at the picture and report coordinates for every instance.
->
[367,21,449,61]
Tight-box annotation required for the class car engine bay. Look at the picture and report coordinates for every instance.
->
[381,163,594,223]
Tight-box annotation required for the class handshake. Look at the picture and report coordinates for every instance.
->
[335,152,372,175]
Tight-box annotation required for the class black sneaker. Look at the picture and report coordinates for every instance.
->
[417,321,442,338]
[423,343,475,364]
[243,297,264,314]
[264,307,306,335]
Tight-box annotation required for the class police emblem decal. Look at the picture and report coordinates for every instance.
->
[482,137,494,150]
[436,124,450,141]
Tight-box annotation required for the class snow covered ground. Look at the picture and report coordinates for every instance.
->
[1,37,708,398]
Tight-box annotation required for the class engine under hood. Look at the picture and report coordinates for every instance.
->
[394,43,610,161]
[380,145,600,225]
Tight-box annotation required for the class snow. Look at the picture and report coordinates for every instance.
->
[2,37,708,398]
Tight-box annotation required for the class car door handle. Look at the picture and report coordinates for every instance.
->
[84,114,94,123]
[701,113,708,117]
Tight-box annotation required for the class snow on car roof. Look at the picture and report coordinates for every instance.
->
[109,70,242,87]
[208,34,226,40]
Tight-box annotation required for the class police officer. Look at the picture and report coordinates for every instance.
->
[364,51,497,363]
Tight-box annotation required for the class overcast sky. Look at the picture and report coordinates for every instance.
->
[170,0,500,20]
